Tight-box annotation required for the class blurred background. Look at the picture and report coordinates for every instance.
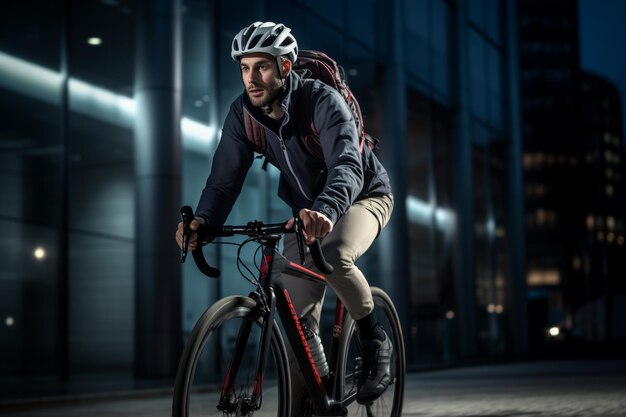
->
[1,0,625,400]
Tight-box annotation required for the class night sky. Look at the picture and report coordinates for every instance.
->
[578,0,626,134]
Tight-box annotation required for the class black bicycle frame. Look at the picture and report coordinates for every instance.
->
[219,235,353,416]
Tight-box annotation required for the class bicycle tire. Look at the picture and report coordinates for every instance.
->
[336,287,405,417]
[172,295,291,417]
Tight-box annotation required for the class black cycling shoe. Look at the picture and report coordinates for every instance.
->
[356,328,393,404]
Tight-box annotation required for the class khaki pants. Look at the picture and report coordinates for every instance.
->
[279,193,393,414]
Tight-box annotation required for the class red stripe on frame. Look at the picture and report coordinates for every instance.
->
[283,289,323,388]
[288,262,327,282]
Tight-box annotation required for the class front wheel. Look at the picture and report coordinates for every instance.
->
[336,287,405,417]
[172,295,291,417]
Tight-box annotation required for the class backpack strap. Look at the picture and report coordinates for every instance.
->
[242,105,266,153]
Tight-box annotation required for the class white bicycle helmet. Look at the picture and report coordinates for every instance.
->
[231,21,298,63]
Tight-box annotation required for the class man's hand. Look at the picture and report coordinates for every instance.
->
[175,217,204,251]
[285,209,333,244]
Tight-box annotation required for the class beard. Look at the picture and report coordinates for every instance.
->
[246,79,283,109]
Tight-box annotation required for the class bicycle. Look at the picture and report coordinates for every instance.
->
[173,206,405,416]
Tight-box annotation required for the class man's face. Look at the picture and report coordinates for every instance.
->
[240,53,283,108]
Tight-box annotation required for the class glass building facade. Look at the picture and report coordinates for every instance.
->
[0,0,525,398]
[518,0,626,352]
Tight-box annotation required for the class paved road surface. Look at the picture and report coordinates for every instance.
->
[1,359,625,416]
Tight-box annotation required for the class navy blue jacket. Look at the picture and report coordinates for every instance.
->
[196,71,391,226]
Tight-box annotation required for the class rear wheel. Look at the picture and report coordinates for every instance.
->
[173,296,291,417]
[337,287,405,417]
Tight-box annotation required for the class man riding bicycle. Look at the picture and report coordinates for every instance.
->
[175,21,394,412]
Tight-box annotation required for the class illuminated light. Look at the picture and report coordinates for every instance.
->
[572,257,582,270]
[1,50,216,154]
[527,269,560,286]
[618,236,625,246]
[536,153,544,165]
[523,153,533,168]
[68,77,93,96]
[585,214,594,231]
[607,233,615,243]
[68,78,135,128]
[495,305,504,314]
[549,327,560,337]
[597,231,605,242]
[607,216,616,230]
[181,117,216,153]
[606,185,614,196]
[604,132,612,142]
[87,37,103,46]
[34,247,46,260]
[434,206,455,228]
[117,95,136,115]
[0,51,63,105]
[487,304,496,314]
[194,99,203,107]
[5,317,14,327]
[486,217,496,237]
[446,311,455,320]
[536,209,546,225]
[406,196,456,233]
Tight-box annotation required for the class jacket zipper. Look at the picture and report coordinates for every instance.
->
[246,106,315,202]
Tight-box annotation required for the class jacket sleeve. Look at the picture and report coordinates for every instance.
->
[309,86,364,224]
[195,101,254,227]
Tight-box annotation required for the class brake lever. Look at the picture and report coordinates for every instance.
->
[293,214,334,274]
[294,215,306,265]
[180,206,194,263]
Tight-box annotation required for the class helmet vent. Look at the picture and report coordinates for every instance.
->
[262,36,277,47]
[242,25,256,43]
[248,34,262,49]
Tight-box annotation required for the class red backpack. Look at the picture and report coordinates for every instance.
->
[242,50,378,160]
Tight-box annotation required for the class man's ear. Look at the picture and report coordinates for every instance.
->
[282,59,292,78]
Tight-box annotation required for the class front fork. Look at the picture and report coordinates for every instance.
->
[218,241,278,413]
[217,289,277,413]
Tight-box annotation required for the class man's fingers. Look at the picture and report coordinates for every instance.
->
[176,228,198,250]
[285,217,295,230]
[302,229,316,244]
[296,208,332,242]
